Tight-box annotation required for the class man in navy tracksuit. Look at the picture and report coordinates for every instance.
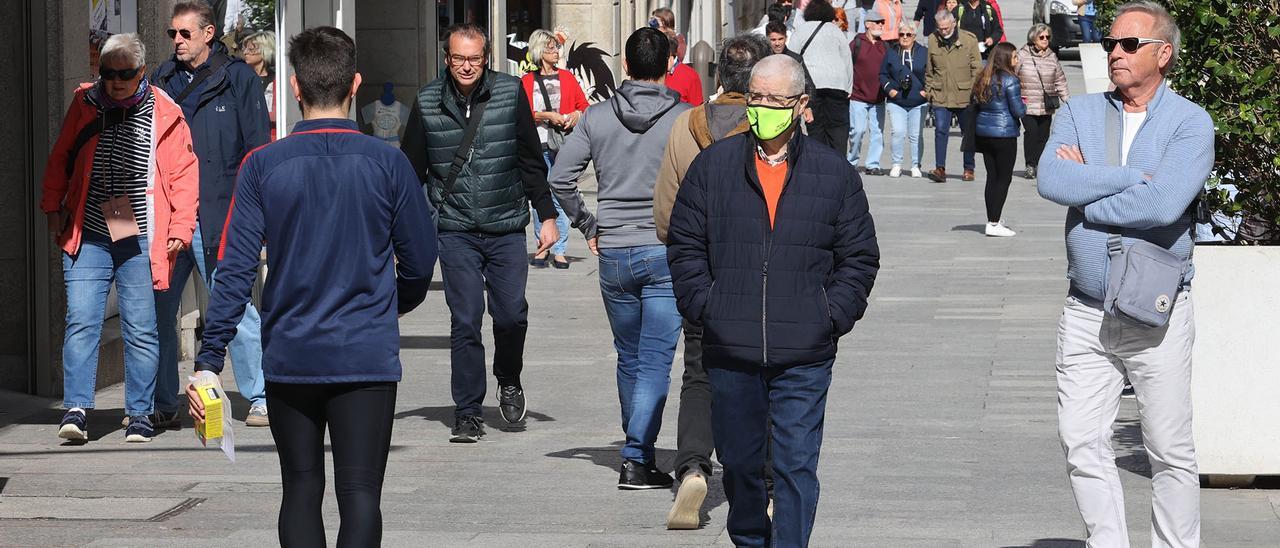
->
[188,27,436,546]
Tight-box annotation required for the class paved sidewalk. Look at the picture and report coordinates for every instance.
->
[4,4,1279,546]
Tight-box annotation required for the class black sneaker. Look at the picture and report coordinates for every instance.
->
[618,459,675,490]
[498,385,527,423]
[450,415,485,443]
[58,409,88,442]
[125,416,154,443]
[1024,165,1037,179]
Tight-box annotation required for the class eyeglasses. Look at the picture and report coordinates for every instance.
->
[544,43,560,52]
[447,54,486,68]
[1101,36,1167,54]
[166,28,196,40]
[99,66,141,81]
[746,92,803,108]
[901,33,916,37]
[242,45,262,55]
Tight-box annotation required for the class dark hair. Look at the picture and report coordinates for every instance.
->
[442,23,490,56]
[802,0,837,23]
[287,26,357,110]
[625,27,669,81]
[765,21,788,37]
[766,2,792,24]
[173,1,216,42]
[972,42,1018,103]
[718,34,770,93]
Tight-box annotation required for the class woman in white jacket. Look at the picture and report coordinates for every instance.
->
[787,0,854,152]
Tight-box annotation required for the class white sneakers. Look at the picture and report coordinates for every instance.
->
[911,166,923,178]
[889,164,902,178]
[985,221,1016,237]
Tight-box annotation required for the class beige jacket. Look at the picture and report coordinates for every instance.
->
[653,93,751,243]
[1016,44,1071,116]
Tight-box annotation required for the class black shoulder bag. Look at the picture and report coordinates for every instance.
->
[1031,55,1061,111]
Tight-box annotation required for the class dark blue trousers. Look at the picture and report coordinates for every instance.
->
[438,231,529,418]
[708,358,834,548]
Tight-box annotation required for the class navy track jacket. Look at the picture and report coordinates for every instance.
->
[195,119,438,383]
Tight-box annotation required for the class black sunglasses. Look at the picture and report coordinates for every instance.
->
[99,67,142,81]
[1101,36,1167,54]
[166,28,195,40]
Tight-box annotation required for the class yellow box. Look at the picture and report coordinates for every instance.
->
[195,384,223,443]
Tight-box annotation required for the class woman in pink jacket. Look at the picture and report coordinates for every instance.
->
[41,33,199,444]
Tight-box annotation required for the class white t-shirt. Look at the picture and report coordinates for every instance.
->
[361,100,410,144]
[1121,110,1147,166]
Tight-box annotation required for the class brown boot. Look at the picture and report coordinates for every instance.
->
[963,169,975,181]
[927,167,947,183]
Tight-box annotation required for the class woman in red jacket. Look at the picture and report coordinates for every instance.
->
[521,29,589,269]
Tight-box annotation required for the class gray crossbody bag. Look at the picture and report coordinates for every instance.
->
[1101,104,1188,328]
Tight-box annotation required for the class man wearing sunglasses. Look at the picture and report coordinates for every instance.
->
[667,54,879,547]
[1037,3,1214,546]
[150,1,271,429]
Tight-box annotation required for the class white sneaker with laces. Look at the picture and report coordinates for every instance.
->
[911,166,923,178]
[889,164,902,178]
[985,221,1016,237]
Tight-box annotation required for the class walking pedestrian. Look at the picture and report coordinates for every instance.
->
[970,42,1025,237]
[188,26,438,547]
[766,21,816,123]
[912,0,942,37]
[652,33,771,530]
[1074,0,1102,43]
[1037,3,1213,545]
[521,28,587,269]
[152,1,271,429]
[43,32,199,444]
[880,20,929,178]
[666,54,880,548]
[238,30,276,139]
[548,26,691,492]
[847,13,889,174]
[401,23,560,443]
[663,28,706,106]
[788,0,854,153]
[924,10,980,182]
[953,0,1003,58]
[1016,23,1070,179]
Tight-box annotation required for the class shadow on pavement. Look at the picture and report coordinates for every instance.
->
[1000,539,1085,548]
[393,405,555,433]
[951,224,988,234]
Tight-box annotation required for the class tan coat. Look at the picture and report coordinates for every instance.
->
[653,93,751,243]
[924,30,982,109]
[1016,44,1071,116]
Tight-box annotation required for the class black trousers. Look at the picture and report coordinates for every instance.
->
[674,319,712,478]
[1022,114,1053,168]
[807,89,851,156]
[976,136,1018,222]
[267,381,397,548]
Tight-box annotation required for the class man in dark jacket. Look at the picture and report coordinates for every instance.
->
[400,23,559,443]
[151,1,271,428]
[666,54,880,548]
[954,0,1003,58]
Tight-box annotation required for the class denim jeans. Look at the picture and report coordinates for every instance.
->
[932,106,976,171]
[154,222,265,413]
[847,100,885,168]
[1079,15,1101,43]
[61,232,158,417]
[531,149,570,256]
[709,358,834,548]
[597,245,681,463]
[886,102,927,167]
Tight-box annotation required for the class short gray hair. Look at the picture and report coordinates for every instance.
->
[1026,23,1051,46]
[750,54,806,96]
[527,29,557,68]
[899,20,917,35]
[100,33,146,69]
[935,10,956,26]
[1115,1,1181,71]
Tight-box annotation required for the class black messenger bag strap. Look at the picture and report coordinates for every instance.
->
[444,100,489,194]
[173,53,230,105]
[800,22,826,55]
[65,110,125,179]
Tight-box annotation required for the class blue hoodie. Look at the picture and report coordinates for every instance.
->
[195,119,438,383]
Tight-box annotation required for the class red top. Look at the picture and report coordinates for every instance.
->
[521,69,591,114]
[666,64,705,106]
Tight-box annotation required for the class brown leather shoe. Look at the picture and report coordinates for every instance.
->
[927,167,947,182]
[963,169,975,181]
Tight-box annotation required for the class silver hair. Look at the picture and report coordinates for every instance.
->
[899,20,918,35]
[1115,1,1181,71]
[241,31,276,68]
[750,54,806,96]
[527,29,557,68]
[935,10,956,26]
[1026,23,1051,46]
[100,33,146,69]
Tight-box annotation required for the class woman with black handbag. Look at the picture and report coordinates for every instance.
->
[1015,23,1070,179]
[521,29,590,269]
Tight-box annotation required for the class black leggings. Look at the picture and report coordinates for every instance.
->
[267,381,397,548]
[1022,114,1053,168]
[976,136,1018,222]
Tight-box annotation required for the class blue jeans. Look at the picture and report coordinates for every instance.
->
[847,101,885,168]
[886,102,927,167]
[709,358,834,548]
[532,149,570,256]
[597,245,681,463]
[154,222,265,413]
[1079,15,1101,43]
[845,7,866,34]
[932,106,977,171]
[61,232,158,417]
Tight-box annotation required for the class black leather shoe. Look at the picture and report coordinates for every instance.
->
[551,256,569,269]
[530,254,549,268]
[618,459,675,490]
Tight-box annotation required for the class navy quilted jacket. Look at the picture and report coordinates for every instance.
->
[666,133,880,369]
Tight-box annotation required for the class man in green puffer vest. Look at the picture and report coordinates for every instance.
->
[401,23,559,444]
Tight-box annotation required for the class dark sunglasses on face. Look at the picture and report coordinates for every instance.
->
[166,28,194,40]
[901,33,915,37]
[99,67,141,81]
[1101,36,1167,54]
[1037,35,1050,40]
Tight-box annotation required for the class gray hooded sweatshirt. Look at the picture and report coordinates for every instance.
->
[549,80,691,248]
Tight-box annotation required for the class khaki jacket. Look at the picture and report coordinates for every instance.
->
[925,30,982,109]
[653,93,751,243]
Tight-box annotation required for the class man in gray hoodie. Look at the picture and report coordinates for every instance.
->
[549,27,691,490]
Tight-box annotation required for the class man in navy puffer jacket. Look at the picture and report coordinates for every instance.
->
[667,54,879,548]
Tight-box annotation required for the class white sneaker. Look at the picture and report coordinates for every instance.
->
[985,221,1016,237]
[889,164,902,178]
[911,166,923,178]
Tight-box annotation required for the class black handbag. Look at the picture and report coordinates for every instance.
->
[1031,55,1061,111]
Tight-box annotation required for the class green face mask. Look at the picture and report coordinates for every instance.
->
[746,104,797,141]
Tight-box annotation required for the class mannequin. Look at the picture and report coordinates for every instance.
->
[361,82,410,145]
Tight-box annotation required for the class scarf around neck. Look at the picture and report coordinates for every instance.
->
[91,75,151,110]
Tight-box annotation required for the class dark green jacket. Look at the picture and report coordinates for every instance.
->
[402,70,555,234]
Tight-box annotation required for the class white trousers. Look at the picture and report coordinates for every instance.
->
[1056,292,1200,548]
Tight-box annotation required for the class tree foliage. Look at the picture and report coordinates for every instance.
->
[241,0,276,32]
